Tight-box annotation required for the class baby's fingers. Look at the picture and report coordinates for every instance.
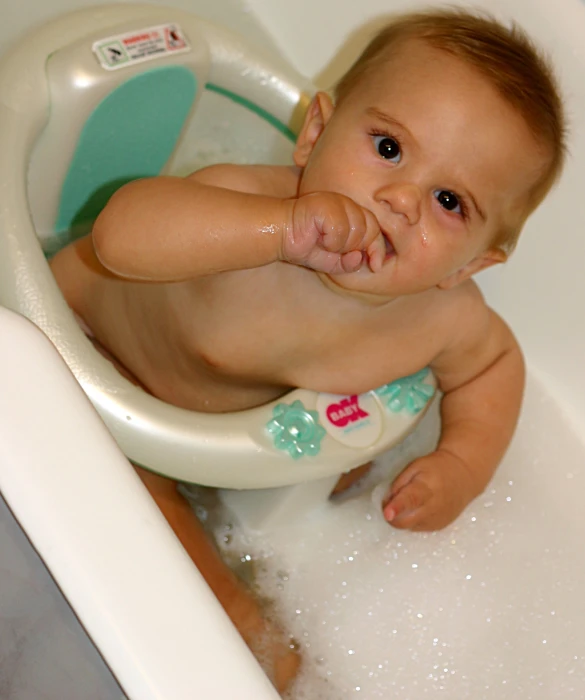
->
[340,250,364,272]
[359,208,384,273]
[366,233,386,273]
[309,249,362,274]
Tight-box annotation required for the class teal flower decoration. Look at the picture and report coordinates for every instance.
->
[375,368,435,414]
[266,400,326,459]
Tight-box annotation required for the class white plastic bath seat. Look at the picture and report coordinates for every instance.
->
[0,4,436,494]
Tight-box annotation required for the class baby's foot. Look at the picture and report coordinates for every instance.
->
[224,587,301,694]
[265,630,301,696]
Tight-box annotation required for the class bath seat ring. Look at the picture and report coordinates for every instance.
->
[0,4,437,490]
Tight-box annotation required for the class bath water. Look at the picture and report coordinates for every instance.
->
[197,372,585,698]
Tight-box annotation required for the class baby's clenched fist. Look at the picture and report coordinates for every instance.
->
[281,192,385,274]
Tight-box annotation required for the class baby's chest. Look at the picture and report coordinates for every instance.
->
[184,300,310,380]
[192,314,433,396]
[291,330,437,396]
[181,276,442,391]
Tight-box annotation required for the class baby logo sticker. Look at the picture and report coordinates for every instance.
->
[326,395,369,427]
[316,392,383,448]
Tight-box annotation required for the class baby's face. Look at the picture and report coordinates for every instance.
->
[295,40,546,298]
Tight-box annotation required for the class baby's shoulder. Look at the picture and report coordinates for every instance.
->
[427,281,519,387]
[431,280,499,355]
[187,163,298,198]
[436,280,491,331]
[443,278,488,313]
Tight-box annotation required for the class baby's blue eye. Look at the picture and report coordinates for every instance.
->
[434,189,462,215]
[373,135,401,163]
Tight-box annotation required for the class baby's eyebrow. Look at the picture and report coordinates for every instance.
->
[466,191,487,222]
[365,107,412,138]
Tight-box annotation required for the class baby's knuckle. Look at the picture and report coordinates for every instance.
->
[330,219,348,237]
[404,490,422,511]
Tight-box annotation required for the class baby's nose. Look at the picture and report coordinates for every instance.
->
[376,183,421,225]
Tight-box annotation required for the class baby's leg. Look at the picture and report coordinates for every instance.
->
[330,462,373,498]
[79,321,299,693]
[136,467,300,693]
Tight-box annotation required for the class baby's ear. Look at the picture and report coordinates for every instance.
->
[293,92,335,167]
[437,248,507,290]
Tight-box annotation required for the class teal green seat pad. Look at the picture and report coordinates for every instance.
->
[56,65,197,234]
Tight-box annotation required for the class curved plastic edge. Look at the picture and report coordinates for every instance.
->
[0,307,278,700]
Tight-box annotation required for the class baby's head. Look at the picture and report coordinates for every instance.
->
[294,8,566,297]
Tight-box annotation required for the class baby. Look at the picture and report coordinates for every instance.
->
[50,7,565,693]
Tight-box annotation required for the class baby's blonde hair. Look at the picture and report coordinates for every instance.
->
[334,7,567,253]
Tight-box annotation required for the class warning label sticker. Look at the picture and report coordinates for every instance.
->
[93,23,190,71]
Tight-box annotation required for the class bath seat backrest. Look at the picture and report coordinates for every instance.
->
[27,12,303,256]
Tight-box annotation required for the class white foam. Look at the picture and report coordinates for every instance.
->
[213,371,585,697]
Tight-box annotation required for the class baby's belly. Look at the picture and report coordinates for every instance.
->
[91,305,291,413]
[85,292,411,412]
[141,360,292,413]
[51,245,287,413]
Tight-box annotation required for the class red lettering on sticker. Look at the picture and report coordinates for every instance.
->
[326,395,369,427]
[123,33,152,46]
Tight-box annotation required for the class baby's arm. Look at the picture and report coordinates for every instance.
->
[383,297,524,531]
[91,166,384,281]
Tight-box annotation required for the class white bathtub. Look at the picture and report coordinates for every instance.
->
[1,0,584,697]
